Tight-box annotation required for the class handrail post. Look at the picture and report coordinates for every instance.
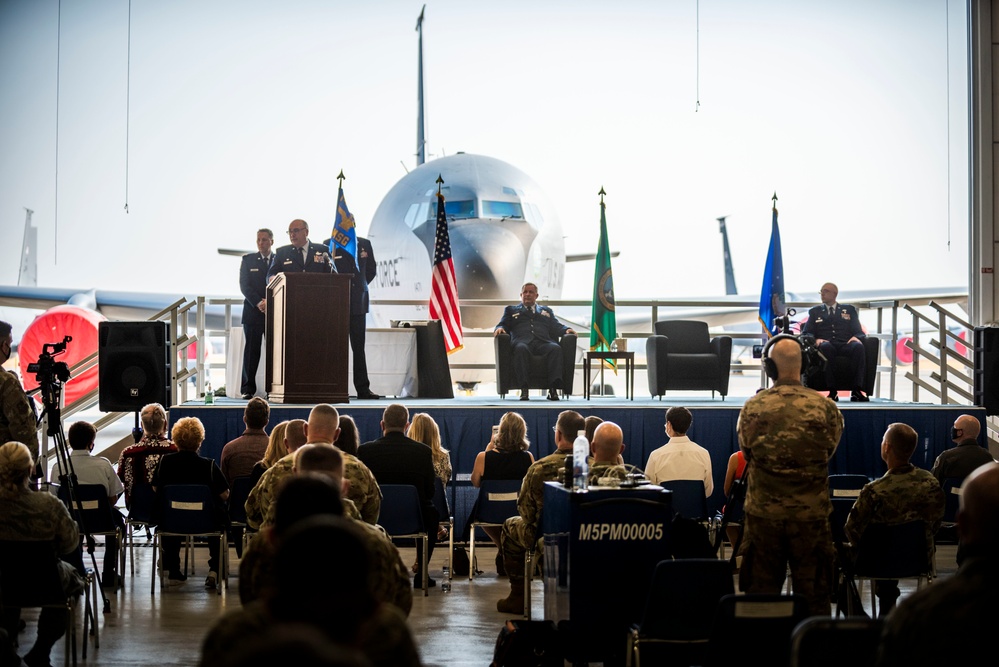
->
[938,307,949,404]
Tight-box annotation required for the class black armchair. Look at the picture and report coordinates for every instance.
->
[494,333,577,398]
[802,337,879,396]
[646,320,732,399]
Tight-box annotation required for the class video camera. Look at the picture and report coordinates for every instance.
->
[27,336,73,386]
[752,310,826,377]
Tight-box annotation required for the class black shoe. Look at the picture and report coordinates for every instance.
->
[828,391,839,402]
[357,390,382,400]
[520,389,529,401]
[495,552,506,577]
[414,575,437,588]
[167,570,187,583]
[547,388,560,401]
[240,393,253,400]
[851,390,870,402]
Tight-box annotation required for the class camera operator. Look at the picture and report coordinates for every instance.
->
[738,336,843,617]
[0,320,40,460]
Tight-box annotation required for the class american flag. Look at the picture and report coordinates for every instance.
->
[429,191,463,353]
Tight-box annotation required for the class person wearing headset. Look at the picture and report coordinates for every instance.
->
[736,335,844,617]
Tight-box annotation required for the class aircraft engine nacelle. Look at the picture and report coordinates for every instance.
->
[18,305,105,408]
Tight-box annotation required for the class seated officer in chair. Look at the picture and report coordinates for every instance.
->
[494,282,575,401]
[802,282,869,401]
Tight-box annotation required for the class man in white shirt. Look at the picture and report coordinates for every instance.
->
[644,407,713,496]
[60,421,125,585]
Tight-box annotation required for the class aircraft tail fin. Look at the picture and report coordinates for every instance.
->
[18,208,37,287]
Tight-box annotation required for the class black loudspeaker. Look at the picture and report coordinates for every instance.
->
[974,327,999,415]
[98,321,171,412]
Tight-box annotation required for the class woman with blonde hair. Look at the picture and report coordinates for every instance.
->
[408,413,451,488]
[249,420,289,488]
[467,412,535,574]
[0,441,82,667]
[152,417,230,588]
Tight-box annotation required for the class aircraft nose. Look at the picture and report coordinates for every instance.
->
[448,221,536,329]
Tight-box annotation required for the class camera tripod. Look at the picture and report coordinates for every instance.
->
[33,338,112,614]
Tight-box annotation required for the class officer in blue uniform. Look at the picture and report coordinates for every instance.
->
[321,235,379,399]
[238,228,274,399]
[802,282,869,401]
[494,282,575,401]
[266,219,336,281]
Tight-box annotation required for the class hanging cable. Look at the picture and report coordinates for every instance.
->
[54,0,61,263]
[695,0,701,112]
[945,0,950,251]
[124,0,131,213]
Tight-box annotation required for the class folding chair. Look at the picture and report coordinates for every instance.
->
[828,474,868,546]
[0,539,88,667]
[468,479,521,580]
[660,480,709,521]
[57,483,124,592]
[378,484,430,597]
[227,476,256,556]
[151,485,228,595]
[703,593,809,667]
[626,558,735,667]
[789,616,883,667]
[122,483,157,577]
[936,477,962,544]
[851,520,934,617]
[431,477,453,581]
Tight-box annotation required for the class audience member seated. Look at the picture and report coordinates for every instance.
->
[58,420,125,587]
[303,405,381,525]
[842,422,945,616]
[497,409,584,613]
[588,422,628,485]
[116,402,177,508]
[248,420,289,489]
[409,413,452,490]
[467,411,535,575]
[931,413,995,483]
[219,397,271,485]
[721,450,748,549]
[877,461,999,665]
[240,459,411,617]
[644,406,713,496]
[335,415,361,456]
[244,419,307,530]
[0,441,84,667]
[358,404,438,588]
[801,282,869,401]
[152,417,230,588]
[201,514,421,667]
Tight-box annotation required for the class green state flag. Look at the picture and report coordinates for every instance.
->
[590,194,617,356]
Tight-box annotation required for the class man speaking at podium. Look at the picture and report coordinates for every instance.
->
[267,219,336,280]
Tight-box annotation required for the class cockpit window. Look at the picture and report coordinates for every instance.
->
[426,200,475,220]
[482,201,524,219]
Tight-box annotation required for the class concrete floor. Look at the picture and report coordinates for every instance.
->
[9,538,960,667]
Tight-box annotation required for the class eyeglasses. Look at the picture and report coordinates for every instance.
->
[287,227,307,235]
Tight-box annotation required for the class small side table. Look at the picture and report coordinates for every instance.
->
[584,351,635,400]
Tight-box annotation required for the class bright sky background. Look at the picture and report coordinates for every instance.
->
[0,0,970,312]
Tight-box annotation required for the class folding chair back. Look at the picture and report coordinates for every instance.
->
[151,485,227,594]
[469,479,521,580]
[378,484,429,596]
[704,593,809,667]
[660,479,708,521]
[789,617,883,667]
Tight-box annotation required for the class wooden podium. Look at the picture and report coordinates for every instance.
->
[266,272,351,404]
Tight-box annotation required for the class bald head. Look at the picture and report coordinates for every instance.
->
[954,414,981,442]
[771,338,802,379]
[591,422,624,463]
[306,405,341,444]
[957,462,999,549]
[285,419,307,453]
[294,443,344,481]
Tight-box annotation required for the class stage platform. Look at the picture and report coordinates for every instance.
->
[170,393,985,535]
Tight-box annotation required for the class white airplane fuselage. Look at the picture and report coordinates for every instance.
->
[367,153,566,384]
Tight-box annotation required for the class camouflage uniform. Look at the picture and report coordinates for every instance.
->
[244,453,294,530]
[116,434,178,507]
[0,368,39,458]
[500,449,570,594]
[343,452,382,525]
[238,519,413,617]
[737,379,843,616]
[588,461,629,486]
[843,464,945,613]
